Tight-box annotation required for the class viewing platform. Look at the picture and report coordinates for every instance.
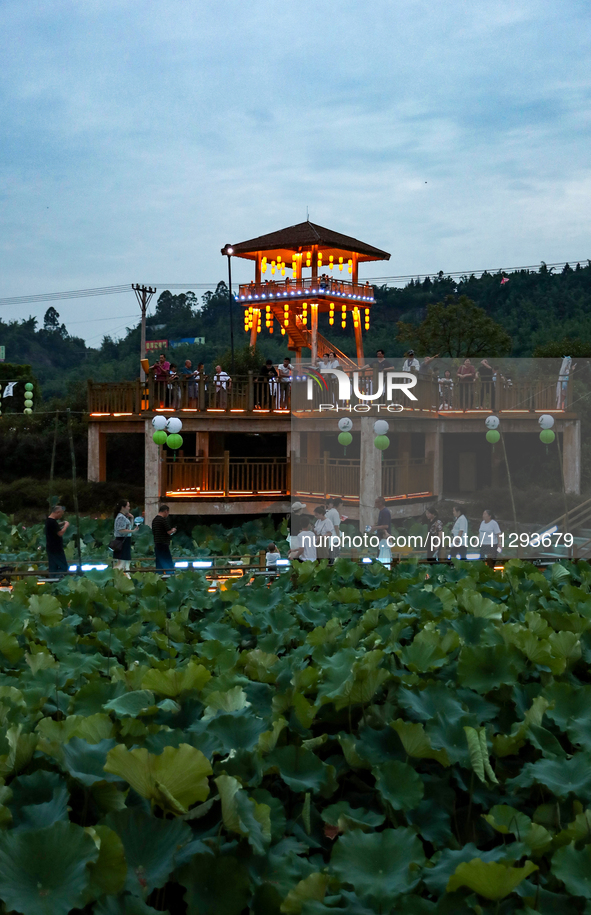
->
[237,277,375,304]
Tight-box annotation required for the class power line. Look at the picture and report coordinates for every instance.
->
[0,258,589,309]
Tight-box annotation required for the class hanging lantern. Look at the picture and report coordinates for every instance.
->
[292,259,297,273]
[281,267,285,276]
[318,252,323,268]
[365,307,370,331]
[329,303,335,326]
[341,303,346,328]
[284,304,289,327]
[153,430,167,445]
[353,308,360,329]
[540,430,556,444]
[262,257,267,274]
[329,255,334,271]
[538,414,555,430]
[485,415,500,430]
[266,304,271,327]
[166,417,183,434]
[348,259,353,274]
[166,433,183,451]
[374,435,390,451]
[339,257,343,272]
[302,302,308,326]
[152,415,167,431]
[338,431,352,447]
[338,417,353,432]
[271,261,276,275]
[486,430,500,444]
[374,419,389,435]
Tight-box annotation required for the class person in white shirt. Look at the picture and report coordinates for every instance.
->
[288,517,317,562]
[451,504,468,559]
[213,365,231,408]
[328,352,341,369]
[402,350,420,373]
[479,509,501,559]
[266,542,280,571]
[326,497,342,562]
[277,357,292,408]
[319,353,331,372]
[313,505,335,561]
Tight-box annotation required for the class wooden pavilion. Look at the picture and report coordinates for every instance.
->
[223,221,390,365]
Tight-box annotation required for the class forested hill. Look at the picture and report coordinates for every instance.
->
[1,262,590,399]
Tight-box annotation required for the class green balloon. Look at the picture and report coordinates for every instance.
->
[166,433,183,450]
[24,383,34,392]
[338,431,353,446]
[24,393,33,402]
[540,429,555,444]
[152,430,167,445]
[486,430,500,444]
[374,435,390,451]
[23,408,32,415]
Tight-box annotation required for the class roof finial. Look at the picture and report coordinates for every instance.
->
[306,206,309,222]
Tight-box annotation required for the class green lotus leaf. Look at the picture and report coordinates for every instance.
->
[93,894,168,914]
[28,593,63,626]
[0,820,99,915]
[397,629,451,672]
[423,843,518,894]
[0,630,24,663]
[391,719,450,766]
[243,649,280,683]
[0,725,37,778]
[330,828,426,904]
[447,858,538,901]
[104,743,212,813]
[457,644,523,693]
[508,753,591,800]
[202,709,269,752]
[321,801,385,831]
[62,738,120,786]
[14,787,69,831]
[280,873,329,913]
[84,825,127,902]
[103,691,156,718]
[105,807,192,897]
[552,843,591,898]
[140,661,211,697]
[373,760,424,811]
[267,746,336,795]
[459,591,503,619]
[178,854,249,915]
[202,686,249,718]
[482,805,553,854]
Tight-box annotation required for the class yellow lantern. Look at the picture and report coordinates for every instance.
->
[365,307,370,331]
[281,267,285,275]
[271,261,276,275]
[329,302,335,326]
[262,257,267,275]
[302,301,308,326]
[284,303,289,327]
[281,326,286,335]
[329,255,334,271]
[339,257,343,272]
[318,252,323,267]
[348,259,353,274]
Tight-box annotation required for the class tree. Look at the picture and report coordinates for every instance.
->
[43,307,60,331]
[396,294,512,357]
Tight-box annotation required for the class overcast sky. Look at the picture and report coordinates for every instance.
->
[0,0,590,344]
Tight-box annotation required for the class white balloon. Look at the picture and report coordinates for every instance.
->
[373,419,389,436]
[538,414,555,430]
[166,417,183,434]
[485,415,500,430]
[152,415,167,430]
[338,417,353,432]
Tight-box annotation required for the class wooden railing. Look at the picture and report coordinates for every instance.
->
[88,375,291,415]
[165,455,289,497]
[292,455,434,501]
[238,277,374,302]
[291,370,571,414]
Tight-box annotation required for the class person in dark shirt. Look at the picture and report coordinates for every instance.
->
[258,359,278,408]
[151,504,177,571]
[371,496,392,536]
[45,505,69,574]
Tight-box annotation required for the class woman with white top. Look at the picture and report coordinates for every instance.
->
[479,509,501,559]
[113,499,138,575]
[451,504,468,559]
[313,505,335,560]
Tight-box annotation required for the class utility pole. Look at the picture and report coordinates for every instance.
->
[132,284,157,382]
[221,246,235,373]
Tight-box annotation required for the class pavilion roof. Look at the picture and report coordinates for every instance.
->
[227,221,390,262]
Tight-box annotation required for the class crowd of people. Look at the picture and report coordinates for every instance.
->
[43,497,504,575]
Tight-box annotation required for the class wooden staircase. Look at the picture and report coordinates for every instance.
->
[536,497,591,559]
[286,316,357,370]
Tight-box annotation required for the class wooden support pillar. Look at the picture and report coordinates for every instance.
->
[353,307,364,366]
[310,303,318,366]
[425,426,442,500]
[145,419,162,526]
[250,309,260,348]
[563,420,581,494]
[311,246,318,282]
[360,416,382,530]
[87,423,106,482]
[352,253,359,285]
[196,432,209,457]
[255,252,261,284]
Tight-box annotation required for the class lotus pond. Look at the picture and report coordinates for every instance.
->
[1,559,591,913]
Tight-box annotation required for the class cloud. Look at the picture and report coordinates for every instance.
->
[0,0,589,340]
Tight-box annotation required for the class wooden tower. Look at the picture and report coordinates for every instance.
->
[223,221,390,365]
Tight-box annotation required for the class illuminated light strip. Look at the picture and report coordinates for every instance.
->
[501,410,530,413]
[206,409,226,412]
[113,412,133,416]
[90,412,110,416]
[181,408,197,412]
[230,409,245,412]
